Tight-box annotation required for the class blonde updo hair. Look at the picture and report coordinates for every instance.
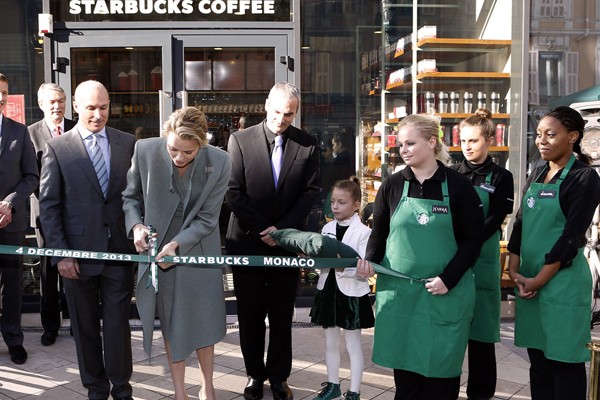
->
[459,108,495,140]
[397,114,450,163]
[162,106,208,147]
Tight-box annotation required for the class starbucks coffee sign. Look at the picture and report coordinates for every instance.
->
[53,0,291,22]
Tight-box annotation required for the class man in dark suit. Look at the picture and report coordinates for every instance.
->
[28,82,76,346]
[226,82,320,400]
[39,80,135,400]
[0,72,39,365]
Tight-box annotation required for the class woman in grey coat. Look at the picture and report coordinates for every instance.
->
[122,106,231,400]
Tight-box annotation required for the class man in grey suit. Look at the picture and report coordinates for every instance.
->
[0,72,39,365]
[28,82,76,346]
[39,80,135,400]
[226,82,320,400]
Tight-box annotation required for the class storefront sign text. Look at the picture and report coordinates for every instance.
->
[59,0,290,21]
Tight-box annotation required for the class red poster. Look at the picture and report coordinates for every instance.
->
[3,94,26,124]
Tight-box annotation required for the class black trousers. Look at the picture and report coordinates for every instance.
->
[466,339,497,399]
[527,348,586,400]
[36,227,68,333]
[232,265,299,383]
[64,263,134,400]
[393,369,460,400]
[0,229,25,348]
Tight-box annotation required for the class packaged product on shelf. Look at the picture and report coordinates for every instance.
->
[452,125,460,146]
[417,25,437,41]
[495,124,506,146]
[127,69,139,90]
[463,92,473,113]
[387,69,404,85]
[417,59,437,74]
[490,92,500,114]
[150,66,162,91]
[118,71,129,91]
[394,106,406,118]
[425,91,436,114]
[388,134,396,148]
[450,92,460,113]
[373,122,384,137]
[477,91,487,109]
[438,92,448,113]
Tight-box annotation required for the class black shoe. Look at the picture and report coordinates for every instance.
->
[8,345,27,365]
[271,381,293,400]
[244,377,264,400]
[41,331,58,346]
[113,397,134,400]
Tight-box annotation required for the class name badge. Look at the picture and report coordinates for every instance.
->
[432,205,448,214]
[537,189,557,199]
[479,182,496,193]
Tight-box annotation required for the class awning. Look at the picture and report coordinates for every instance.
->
[549,84,600,107]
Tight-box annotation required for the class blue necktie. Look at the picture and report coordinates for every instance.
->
[91,134,108,197]
[272,135,283,187]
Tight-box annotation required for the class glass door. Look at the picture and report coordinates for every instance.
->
[55,32,172,138]
[172,33,291,146]
[55,31,291,140]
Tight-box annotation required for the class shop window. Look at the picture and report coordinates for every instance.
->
[329,1,342,14]
[534,0,571,19]
[529,50,540,105]
[530,50,578,106]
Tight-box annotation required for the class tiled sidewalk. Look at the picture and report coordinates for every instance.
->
[0,308,598,400]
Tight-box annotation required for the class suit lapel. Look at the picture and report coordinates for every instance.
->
[277,137,300,189]
[106,127,123,197]
[0,117,11,158]
[250,124,276,191]
[40,122,53,142]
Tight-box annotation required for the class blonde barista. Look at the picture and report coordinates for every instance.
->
[357,114,483,400]
[508,106,600,400]
[451,108,514,400]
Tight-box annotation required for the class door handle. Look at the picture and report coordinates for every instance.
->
[279,56,295,72]
[176,91,188,108]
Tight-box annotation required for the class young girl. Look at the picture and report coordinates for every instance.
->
[311,177,374,400]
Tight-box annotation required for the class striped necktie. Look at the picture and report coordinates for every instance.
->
[90,134,108,197]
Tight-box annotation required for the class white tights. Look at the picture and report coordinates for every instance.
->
[324,327,364,393]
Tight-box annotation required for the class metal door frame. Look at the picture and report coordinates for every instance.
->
[53,30,293,124]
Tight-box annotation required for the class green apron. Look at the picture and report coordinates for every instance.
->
[515,155,592,362]
[470,172,501,343]
[372,176,475,378]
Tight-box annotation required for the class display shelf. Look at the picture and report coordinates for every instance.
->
[418,71,510,80]
[385,72,510,91]
[386,113,510,124]
[394,38,511,60]
[357,6,513,195]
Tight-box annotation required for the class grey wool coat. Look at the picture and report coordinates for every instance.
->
[122,137,231,361]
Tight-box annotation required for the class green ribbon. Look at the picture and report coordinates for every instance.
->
[0,244,421,281]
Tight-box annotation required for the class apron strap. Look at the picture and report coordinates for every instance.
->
[535,154,576,183]
[442,173,449,199]
[485,171,493,185]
